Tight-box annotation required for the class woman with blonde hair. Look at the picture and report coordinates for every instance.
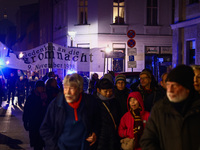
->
[191,65,200,94]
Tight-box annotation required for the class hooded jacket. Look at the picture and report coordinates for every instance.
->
[118,92,150,150]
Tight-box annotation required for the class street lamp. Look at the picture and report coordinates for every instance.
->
[68,31,76,47]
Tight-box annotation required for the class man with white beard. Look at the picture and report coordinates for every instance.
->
[140,65,200,150]
[40,73,100,150]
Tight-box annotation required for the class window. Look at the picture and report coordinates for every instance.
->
[112,43,125,72]
[187,40,196,65]
[78,0,88,24]
[147,0,158,26]
[189,0,199,4]
[113,0,125,24]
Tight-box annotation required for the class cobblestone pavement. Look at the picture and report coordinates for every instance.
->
[0,99,33,150]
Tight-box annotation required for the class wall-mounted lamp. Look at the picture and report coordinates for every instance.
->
[68,31,76,47]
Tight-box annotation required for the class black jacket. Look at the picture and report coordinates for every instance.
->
[140,92,200,150]
[95,95,121,150]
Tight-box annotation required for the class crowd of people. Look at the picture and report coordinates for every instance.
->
[1,64,200,150]
[0,71,62,108]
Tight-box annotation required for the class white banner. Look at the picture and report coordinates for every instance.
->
[11,43,104,72]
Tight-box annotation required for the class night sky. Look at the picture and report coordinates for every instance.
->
[0,0,39,25]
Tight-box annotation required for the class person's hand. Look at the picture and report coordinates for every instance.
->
[86,132,96,146]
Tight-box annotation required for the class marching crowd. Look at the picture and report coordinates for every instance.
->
[1,64,200,150]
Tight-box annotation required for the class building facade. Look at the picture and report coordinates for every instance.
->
[171,0,200,67]
[62,0,173,79]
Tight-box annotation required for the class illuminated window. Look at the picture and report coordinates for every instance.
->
[147,0,157,26]
[78,0,88,24]
[113,0,125,24]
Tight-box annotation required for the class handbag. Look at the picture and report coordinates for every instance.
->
[120,137,135,150]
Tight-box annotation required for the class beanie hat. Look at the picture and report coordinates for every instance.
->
[97,78,113,89]
[139,70,152,79]
[35,80,45,88]
[115,74,126,84]
[103,73,114,83]
[166,65,194,90]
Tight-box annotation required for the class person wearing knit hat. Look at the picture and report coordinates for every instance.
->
[114,74,130,116]
[140,64,200,150]
[136,69,164,112]
[115,74,126,84]
[96,77,121,150]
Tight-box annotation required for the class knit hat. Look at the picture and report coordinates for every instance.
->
[97,78,113,89]
[115,74,126,84]
[139,70,152,79]
[103,73,114,83]
[166,65,194,90]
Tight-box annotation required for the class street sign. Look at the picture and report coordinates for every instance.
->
[128,61,137,68]
[127,39,136,48]
[128,48,137,56]
[127,30,136,38]
[105,52,125,58]
[129,55,134,61]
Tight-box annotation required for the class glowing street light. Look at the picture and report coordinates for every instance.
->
[68,31,76,47]
[19,52,23,58]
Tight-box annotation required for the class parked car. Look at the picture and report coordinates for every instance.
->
[115,72,140,90]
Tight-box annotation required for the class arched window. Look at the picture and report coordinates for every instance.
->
[113,0,125,24]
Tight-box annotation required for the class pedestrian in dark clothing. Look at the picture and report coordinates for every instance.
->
[95,77,121,150]
[140,65,200,150]
[114,74,130,116]
[7,72,16,105]
[136,70,165,112]
[40,73,100,150]
[29,72,39,92]
[23,75,29,99]
[23,80,47,150]
[55,74,63,91]
[45,78,60,106]
[15,76,25,107]
[88,73,99,94]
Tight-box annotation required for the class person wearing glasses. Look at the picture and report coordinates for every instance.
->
[136,69,165,112]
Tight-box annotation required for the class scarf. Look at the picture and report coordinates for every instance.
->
[97,92,115,101]
[131,108,144,148]
[68,93,82,121]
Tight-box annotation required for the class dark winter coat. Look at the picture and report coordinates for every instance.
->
[40,92,100,150]
[114,86,130,116]
[95,94,121,150]
[136,85,165,112]
[23,90,47,147]
[140,93,200,150]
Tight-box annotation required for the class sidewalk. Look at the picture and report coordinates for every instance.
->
[0,99,32,150]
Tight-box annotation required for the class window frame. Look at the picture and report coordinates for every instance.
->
[78,0,88,25]
[146,0,158,26]
[113,0,125,24]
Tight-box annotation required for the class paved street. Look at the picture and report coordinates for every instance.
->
[0,98,32,150]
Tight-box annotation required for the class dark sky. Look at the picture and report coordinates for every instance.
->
[0,0,39,25]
